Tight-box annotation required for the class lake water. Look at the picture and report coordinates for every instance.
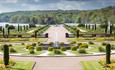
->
[0,22,29,27]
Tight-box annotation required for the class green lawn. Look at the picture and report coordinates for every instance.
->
[0,44,43,55]
[0,61,35,70]
[81,61,105,70]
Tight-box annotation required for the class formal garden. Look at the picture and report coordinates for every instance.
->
[0,1,115,69]
[0,23,114,56]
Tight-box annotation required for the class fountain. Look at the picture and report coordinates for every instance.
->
[53,25,60,48]
[53,41,59,48]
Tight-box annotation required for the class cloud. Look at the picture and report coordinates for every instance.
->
[6,0,18,3]
[47,1,87,10]
[0,0,115,13]
[34,0,40,2]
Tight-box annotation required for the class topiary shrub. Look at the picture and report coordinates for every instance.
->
[21,43,25,45]
[80,43,88,48]
[76,30,80,38]
[29,49,35,54]
[70,41,76,44]
[10,48,17,53]
[98,46,105,52]
[9,44,12,47]
[32,43,36,47]
[60,47,66,51]
[39,43,43,45]
[77,24,85,27]
[71,46,78,51]
[49,42,54,45]
[26,45,32,49]
[3,44,9,66]
[102,42,107,46]
[37,42,40,45]
[78,48,87,54]
[88,41,94,45]
[36,47,42,51]
[53,49,62,54]
[60,42,64,45]
[77,43,82,46]
[48,47,53,51]
[106,44,111,64]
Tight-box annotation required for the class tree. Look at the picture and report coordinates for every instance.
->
[5,24,9,28]
[114,32,115,40]
[3,44,9,66]
[76,30,80,38]
[94,24,96,30]
[78,17,81,23]
[34,30,38,38]
[106,44,111,64]
[110,25,113,34]
[31,17,38,24]
[2,28,5,38]
[23,25,26,30]
[88,24,90,30]
[18,24,20,31]
[7,25,15,37]
[100,24,108,34]
[0,26,2,31]
[7,27,10,38]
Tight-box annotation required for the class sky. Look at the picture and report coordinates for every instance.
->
[0,0,115,13]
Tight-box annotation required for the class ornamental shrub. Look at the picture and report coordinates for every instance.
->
[48,47,53,51]
[80,43,88,48]
[36,47,42,51]
[78,48,87,54]
[10,48,17,53]
[53,49,62,54]
[71,46,78,51]
[60,47,66,51]
[98,46,105,52]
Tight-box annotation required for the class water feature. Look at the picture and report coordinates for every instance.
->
[53,41,60,48]
[53,25,60,47]
[0,22,29,27]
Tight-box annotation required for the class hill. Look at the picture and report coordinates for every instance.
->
[0,6,114,24]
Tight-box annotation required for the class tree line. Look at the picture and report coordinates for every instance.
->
[0,6,115,24]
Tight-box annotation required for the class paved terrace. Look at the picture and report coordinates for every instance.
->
[44,25,70,44]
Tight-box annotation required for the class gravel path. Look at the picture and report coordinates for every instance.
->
[0,54,115,70]
[44,25,70,44]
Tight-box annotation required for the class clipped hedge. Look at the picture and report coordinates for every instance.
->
[10,48,17,53]
[53,49,62,54]
[60,47,66,51]
[98,46,105,52]
[80,43,88,48]
[36,47,42,51]
[71,46,78,51]
[48,47,54,51]
[78,48,87,54]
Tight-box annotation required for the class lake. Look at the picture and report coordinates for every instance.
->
[0,22,29,27]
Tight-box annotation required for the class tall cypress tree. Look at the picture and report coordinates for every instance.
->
[18,24,20,32]
[94,24,96,30]
[34,30,38,38]
[76,30,80,38]
[110,25,112,35]
[113,32,115,39]
[106,44,111,64]
[3,44,9,66]
[2,28,5,38]
[7,27,10,38]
